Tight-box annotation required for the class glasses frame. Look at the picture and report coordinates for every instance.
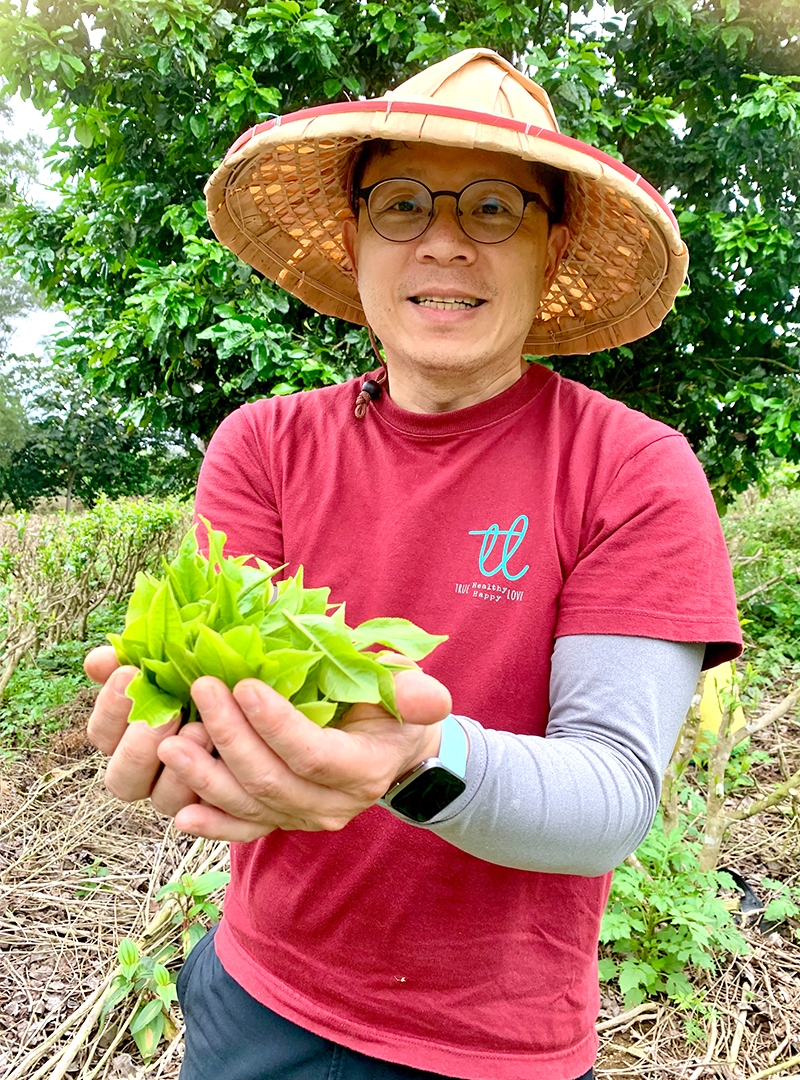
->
[355,177,558,245]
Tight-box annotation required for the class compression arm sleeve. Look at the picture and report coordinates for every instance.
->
[416,635,705,876]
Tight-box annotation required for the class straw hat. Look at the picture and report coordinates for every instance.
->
[205,48,688,356]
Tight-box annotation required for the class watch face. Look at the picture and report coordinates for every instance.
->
[389,765,467,823]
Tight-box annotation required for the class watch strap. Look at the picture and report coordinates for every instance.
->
[436,714,469,779]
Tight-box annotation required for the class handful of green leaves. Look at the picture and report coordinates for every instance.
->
[109,520,447,728]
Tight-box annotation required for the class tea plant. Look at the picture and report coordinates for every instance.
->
[156,870,231,957]
[0,497,187,701]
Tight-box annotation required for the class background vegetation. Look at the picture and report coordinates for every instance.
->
[0,0,798,504]
[0,2,798,1072]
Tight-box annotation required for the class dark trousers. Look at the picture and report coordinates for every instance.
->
[177,927,594,1080]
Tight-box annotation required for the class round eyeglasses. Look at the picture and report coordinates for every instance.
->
[355,178,557,244]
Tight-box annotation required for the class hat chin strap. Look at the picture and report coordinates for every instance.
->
[354,326,388,419]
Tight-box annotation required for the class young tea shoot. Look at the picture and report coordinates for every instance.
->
[109,519,447,727]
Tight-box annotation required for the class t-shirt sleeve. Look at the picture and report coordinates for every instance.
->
[194,403,284,567]
[555,433,741,669]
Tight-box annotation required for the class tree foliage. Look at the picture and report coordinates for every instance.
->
[0,0,798,502]
[0,358,188,511]
[0,97,44,354]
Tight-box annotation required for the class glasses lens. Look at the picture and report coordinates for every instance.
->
[367,180,432,241]
[458,181,525,243]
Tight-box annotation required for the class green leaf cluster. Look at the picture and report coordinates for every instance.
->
[109,519,446,727]
[156,870,232,956]
[599,813,748,1008]
[101,938,179,1062]
[724,477,800,673]
[760,877,800,925]
[99,868,229,1060]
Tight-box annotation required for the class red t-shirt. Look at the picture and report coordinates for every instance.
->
[195,363,741,1080]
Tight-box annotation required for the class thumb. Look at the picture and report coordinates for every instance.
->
[393,667,452,725]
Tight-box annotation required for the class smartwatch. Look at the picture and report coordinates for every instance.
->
[380,714,469,824]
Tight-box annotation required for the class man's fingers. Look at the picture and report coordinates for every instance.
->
[102,713,183,802]
[179,677,328,803]
[173,802,275,843]
[393,668,452,725]
[86,665,139,755]
[84,645,121,684]
[150,722,213,818]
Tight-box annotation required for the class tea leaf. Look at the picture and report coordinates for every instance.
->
[146,582,184,661]
[222,624,268,667]
[192,625,259,687]
[141,657,191,702]
[126,572,161,625]
[126,670,183,726]
[259,648,318,699]
[295,700,338,726]
[163,640,204,688]
[349,618,448,661]
[299,585,331,614]
[283,613,383,703]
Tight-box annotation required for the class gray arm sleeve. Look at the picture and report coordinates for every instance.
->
[416,635,704,876]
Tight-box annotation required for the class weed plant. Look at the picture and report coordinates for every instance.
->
[599,812,748,1008]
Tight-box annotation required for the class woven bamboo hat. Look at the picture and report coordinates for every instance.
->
[205,48,688,356]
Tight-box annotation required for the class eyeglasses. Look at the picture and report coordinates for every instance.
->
[355,178,557,244]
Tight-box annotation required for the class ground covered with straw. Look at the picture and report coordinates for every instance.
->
[1,690,799,1080]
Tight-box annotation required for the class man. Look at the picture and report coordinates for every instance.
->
[86,49,742,1080]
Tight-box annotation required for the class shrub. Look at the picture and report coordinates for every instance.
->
[0,497,189,704]
[599,814,748,1008]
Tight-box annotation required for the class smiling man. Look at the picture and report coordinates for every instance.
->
[341,144,569,412]
[86,49,742,1080]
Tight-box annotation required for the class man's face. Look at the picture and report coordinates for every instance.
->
[341,143,569,398]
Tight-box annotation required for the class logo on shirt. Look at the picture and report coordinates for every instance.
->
[468,514,530,581]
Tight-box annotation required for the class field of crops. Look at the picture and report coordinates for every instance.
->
[1,491,799,1080]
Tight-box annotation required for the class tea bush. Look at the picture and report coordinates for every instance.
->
[725,476,800,674]
[0,498,190,746]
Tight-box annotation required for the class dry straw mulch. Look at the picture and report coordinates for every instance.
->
[1,709,228,1080]
[1,698,799,1080]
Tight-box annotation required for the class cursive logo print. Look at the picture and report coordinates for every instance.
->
[468,514,530,581]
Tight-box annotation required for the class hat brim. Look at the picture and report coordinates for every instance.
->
[206,99,688,356]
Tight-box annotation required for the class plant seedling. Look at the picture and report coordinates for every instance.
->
[109,519,447,727]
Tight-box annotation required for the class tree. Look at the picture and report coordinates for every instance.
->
[0,358,189,511]
[0,97,44,354]
[0,0,798,503]
[0,369,27,470]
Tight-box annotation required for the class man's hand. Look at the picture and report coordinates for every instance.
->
[85,645,453,841]
[156,668,452,841]
[85,645,214,816]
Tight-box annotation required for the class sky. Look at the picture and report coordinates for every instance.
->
[4,93,65,356]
